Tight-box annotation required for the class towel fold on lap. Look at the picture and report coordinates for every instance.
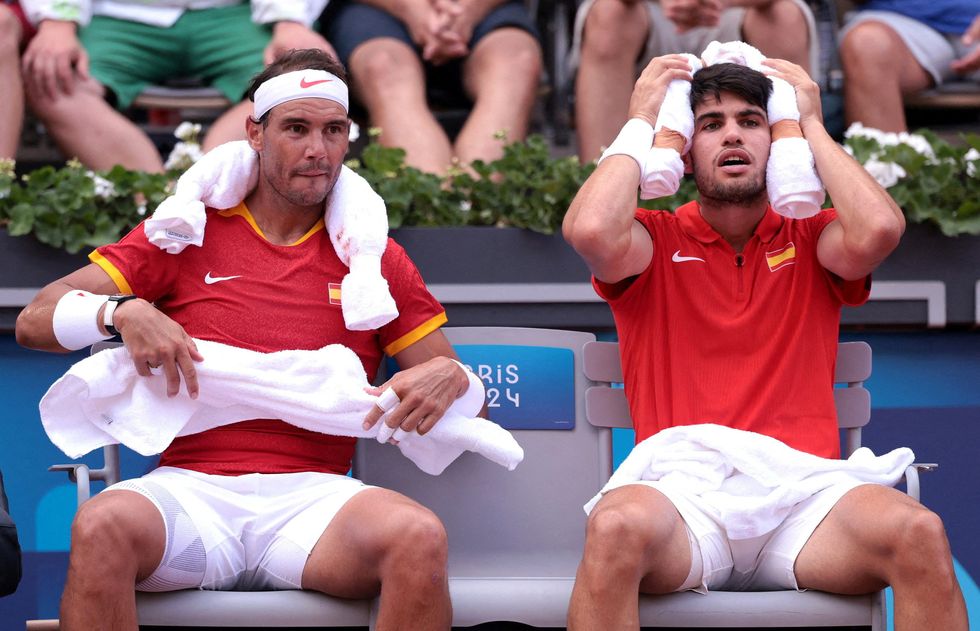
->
[584,423,913,540]
[40,340,524,476]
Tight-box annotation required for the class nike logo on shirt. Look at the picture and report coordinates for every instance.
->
[671,251,705,263]
[300,77,332,89]
[204,272,242,284]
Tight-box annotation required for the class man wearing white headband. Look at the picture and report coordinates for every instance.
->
[563,59,966,629]
[17,49,471,630]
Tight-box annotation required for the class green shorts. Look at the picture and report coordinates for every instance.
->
[79,3,270,109]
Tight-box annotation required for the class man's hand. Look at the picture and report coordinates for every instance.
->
[265,21,338,65]
[21,20,88,99]
[362,356,468,438]
[661,0,724,32]
[762,58,823,130]
[951,15,980,74]
[421,0,472,65]
[628,54,696,128]
[111,299,204,399]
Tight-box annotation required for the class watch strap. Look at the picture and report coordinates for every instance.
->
[103,294,137,337]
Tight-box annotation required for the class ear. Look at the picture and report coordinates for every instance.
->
[682,151,693,174]
[245,116,263,152]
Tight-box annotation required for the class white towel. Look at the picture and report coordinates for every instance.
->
[325,167,398,330]
[39,340,524,476]
[143,141,398,330]
[584,424,913,540]
[639,54,702,200]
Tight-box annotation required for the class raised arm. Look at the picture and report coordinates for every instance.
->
[16,264,203,398]
[562,55,692,283]
[764,59,905,281]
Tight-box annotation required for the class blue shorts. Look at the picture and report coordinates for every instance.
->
[324,1,540,107]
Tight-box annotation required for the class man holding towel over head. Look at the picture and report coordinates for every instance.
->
[562,58,967,629]
[16,49,466,631]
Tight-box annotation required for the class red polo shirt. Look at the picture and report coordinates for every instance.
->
[595,202,870,459]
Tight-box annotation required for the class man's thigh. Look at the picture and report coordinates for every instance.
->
[841,11,958,85]
[793,483,923,594]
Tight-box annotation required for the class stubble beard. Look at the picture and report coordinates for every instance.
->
[694,167,768,206]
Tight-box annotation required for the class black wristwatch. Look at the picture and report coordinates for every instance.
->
[103,294,138,337]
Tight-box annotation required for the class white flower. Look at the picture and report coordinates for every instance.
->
[897,132,936,162]
[966,148,979,178]
[86,171,116,199]
[174,122,202,142]
[863,159,906,188]
[459,200,472,212]
[164,141,204,171]
[349,121,360,143]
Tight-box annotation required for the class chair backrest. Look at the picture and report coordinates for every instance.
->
[582,340,872,457]
[354,326,606,578]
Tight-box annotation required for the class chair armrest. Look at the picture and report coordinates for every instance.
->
[49,464,92,507]
[903,462,938,502]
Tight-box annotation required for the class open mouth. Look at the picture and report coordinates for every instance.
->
[717,150,751,167]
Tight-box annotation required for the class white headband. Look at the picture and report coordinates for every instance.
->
[253,69,349,120]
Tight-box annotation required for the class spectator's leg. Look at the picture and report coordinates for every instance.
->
[60,491,165,630]
[575,0,651,163]
[567,485,693,630]
[795,484,967,630]
[456,27,542,165]
[840,21,932,132]
[742,0,811,74]
[203,100,251,150]
[25,77,164,172]
[349,38,453,173]
[301,488,451,631]
[0,6,24,159]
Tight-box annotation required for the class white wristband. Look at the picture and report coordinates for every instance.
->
[598,118,655,170]
[451,359,487,414]
[52,290,112,351]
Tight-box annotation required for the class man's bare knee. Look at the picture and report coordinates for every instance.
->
[891,508,955,581]
[582,0,648,61]
[70,492,163,579]
[584,494,675,574]
[378,505,448,586]
[352,41,420,93]
[841,22,902,76]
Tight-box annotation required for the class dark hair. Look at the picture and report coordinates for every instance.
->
[689,63,772,112]
[246,49,349,124]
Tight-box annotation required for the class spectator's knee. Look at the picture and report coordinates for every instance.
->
[582,0,646,61]
[841,22,901,76]
[353,43,419,94]
[755,0,807,33]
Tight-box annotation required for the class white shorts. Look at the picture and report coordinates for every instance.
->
[628,479,868,593]
[570,0,818,76]
[841,11,980,85]
[107,467,372,592]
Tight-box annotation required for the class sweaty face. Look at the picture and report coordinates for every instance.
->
[248,98,350,210]
[688,92,771,205]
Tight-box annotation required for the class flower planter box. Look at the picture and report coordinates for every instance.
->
[2,222,978,331]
